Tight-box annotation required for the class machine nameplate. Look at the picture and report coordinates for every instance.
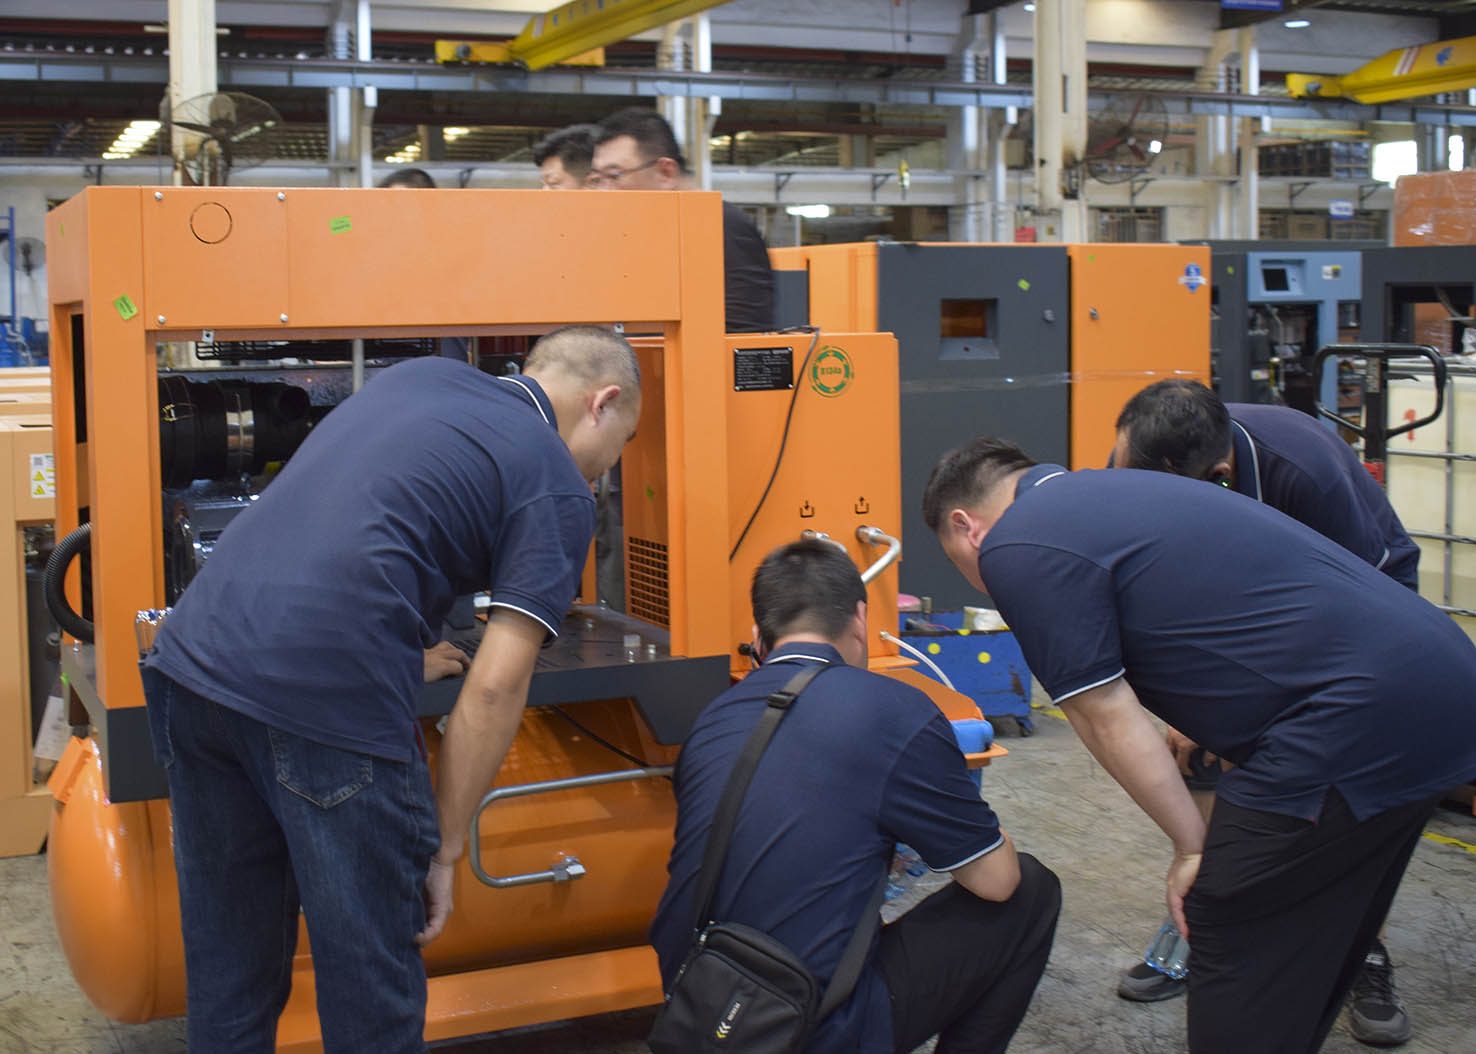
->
[732,346,794,392]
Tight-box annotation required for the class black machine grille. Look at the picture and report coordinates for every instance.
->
[626,537,670,628]
[194,338,439,361]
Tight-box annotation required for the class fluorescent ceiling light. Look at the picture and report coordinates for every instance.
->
[1284,19,1310,28]
[785,204,831,219]
[1024,2,1036,10]
[1149,139,1163,154]
[143,24,229,35]
[443,126,470,139]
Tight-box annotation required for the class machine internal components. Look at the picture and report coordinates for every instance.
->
[158,377,311,488]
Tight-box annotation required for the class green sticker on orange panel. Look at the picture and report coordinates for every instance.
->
[645,485,655,500]
[1017,279,1031,292]
[329,215,353,234]
[809,345,853,398]
[113,294,138,321]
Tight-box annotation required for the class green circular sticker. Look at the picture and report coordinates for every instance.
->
[809,345,853,398]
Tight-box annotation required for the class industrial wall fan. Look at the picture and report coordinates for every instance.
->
[166,92,284,186]
[1084,92,1169,184]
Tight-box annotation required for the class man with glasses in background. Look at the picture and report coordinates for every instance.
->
[591,107,775,334]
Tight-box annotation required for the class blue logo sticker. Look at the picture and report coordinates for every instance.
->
[1438,47,1453,67]
[1179,262,1206,293]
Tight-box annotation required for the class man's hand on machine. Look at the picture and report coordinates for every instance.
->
[424,642,471,682]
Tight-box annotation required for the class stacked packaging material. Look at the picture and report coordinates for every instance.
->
[1392,171,1476,353]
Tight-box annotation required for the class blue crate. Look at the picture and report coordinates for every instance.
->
[899,611,1034,733]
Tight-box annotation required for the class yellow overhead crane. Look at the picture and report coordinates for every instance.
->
[1288,35,1476,103]
[436,0,735,71]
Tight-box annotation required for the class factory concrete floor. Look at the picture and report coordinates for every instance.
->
[3,700,1474,1054]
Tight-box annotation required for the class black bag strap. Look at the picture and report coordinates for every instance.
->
[690,661,828,930]
[690,659,888,1019]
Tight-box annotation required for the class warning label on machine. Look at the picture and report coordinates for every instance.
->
[733,346,795,392]
[29,452,54,499]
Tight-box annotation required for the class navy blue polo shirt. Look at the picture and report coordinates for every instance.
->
[1228,403,1419,590]
[650,643,1004,1054]
[981,465,1476,822]
[145,357,595,761]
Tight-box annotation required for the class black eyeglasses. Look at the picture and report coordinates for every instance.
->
[588,157,663,187]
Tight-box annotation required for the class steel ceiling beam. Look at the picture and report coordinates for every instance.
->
[4,52,1476,125]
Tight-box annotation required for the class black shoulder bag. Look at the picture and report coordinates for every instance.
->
[648,662,888,1054]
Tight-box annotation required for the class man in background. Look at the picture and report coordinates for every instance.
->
[533,124,600,189]
[592,106,775,333]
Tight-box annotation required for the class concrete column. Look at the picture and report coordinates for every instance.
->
[948,14,988,242]
[1235,25,1259,240]
[989,12,1016,242]
[1060,0,1087,241]
[690,13,717,191]
[354,0,376,190]
[1415,123,1446,172]
[657,22,689,166]
[326,7,354,187]
[167,0,217,185]
[1197,30,1235,239]
[1033,0,1087,242]
[420,125,446,162]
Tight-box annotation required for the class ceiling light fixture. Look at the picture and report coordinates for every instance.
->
[1284,19,1311,28]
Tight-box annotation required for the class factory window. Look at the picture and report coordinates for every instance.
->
[1093,207,1163,243]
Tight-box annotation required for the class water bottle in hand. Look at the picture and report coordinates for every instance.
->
[1145,919,1190,980]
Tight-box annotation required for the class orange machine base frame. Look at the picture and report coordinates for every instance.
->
[277,945,664,1053]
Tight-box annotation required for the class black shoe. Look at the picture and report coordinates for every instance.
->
[1348,940,1412,1047]
[1117,960,1188,1002]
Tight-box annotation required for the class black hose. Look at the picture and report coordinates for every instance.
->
[44,522,93,644]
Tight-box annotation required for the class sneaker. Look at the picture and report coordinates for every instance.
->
[1117,960,1188,1002]
[1348,941,1412,1047]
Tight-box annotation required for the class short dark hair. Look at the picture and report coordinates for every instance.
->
[532,123,600,178]
[595,107,688,173]
[921,437,1038,532]
[524,324,642,410]
[379,167,437,189]
[751,540,867,652]
[1114,379,1231,480]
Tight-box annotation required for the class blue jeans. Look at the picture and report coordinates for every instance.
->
[141,668,439,1054]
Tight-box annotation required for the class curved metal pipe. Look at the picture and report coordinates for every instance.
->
[468,765,673,888]
[856,525,901,585]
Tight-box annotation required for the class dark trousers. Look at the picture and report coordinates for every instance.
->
[142,669,440,1054]
[1185,790,1440,1054]
[877,853,1061,1054]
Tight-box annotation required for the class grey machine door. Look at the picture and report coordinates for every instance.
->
[876,243,1071,611]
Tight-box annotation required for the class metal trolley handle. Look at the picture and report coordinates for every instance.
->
[1313,343,1447,438]
[467,766,673,888]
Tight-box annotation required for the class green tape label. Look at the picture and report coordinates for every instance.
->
[329,215,353,234]
[1017,279,1031,292]
[113,294,138,321]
